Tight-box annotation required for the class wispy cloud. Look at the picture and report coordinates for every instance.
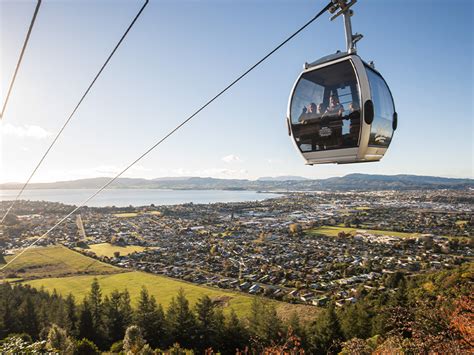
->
[0,123,52,139]
[221,154,242,163]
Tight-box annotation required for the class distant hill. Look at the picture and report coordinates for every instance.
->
[257,176,309,182]
[1,174,472,191]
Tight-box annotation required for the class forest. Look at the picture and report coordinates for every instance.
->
[0,263,472,354]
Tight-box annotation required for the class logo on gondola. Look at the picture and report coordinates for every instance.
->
[319,127,332,137]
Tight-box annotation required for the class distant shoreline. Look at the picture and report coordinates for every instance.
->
[0,189,282,208]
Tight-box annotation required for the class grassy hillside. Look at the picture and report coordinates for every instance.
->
[4,246,318,322]
[87,243,148,258]
[308,225,419,238]
[1,245,121,280]
[26,271,318,322]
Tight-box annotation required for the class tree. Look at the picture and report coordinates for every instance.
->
[385,271,405,289]
[46,324,75,354]
[221,309,249,355]
[103,290,133,346]
[166,288,197,349]
[65,293,78,336]
[194,295,224,352]
[135,287,166,349]
[309,303,343,354]
[78,300,95,343]
[0,284,19,337]
[18,296,39,339]
[74,338,100,355]
[261,303,282,345]
[289,223,303,237]
[86,278,106,348]
[340,304,371,340]
[248,297,282,348]
[353,217,362,228]
[287,311,306,347]
[123,325,146,354]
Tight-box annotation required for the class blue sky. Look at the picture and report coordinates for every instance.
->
[1,0,472,182]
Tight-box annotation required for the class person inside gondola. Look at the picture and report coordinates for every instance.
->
[323,93,343,116]
[298,106,308,123]
[323,92,344,147]
[347,102,360,142]
[340,102,360,146]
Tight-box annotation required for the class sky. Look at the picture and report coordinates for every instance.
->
[0,0,472,183]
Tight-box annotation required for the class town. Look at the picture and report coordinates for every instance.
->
[1,189,472,308]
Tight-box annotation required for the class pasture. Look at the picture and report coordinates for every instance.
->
[307,225,419,238]
[1,245,121,279]
[88,243,148,258]
[26,271,318,322]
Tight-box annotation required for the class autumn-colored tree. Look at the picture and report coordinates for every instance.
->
[262,328,304,355]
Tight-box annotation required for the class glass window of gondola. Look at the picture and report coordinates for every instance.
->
[365,66,395,147]
[290,60,361,152]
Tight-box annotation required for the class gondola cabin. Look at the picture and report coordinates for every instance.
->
[287,52,397,165]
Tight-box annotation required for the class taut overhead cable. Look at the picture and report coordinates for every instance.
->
[1,0,42,119]
[0,0,149,225]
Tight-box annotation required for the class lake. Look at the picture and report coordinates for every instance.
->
[0,189,281,207]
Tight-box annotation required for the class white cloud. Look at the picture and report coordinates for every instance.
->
[221,154,242,163]
[0,123,52,139]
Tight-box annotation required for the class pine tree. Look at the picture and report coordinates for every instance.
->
[103,289,133,347]
[260,303,282,345]
[65,293,78,336]
[221,309,249,355]
[135,287,166,349]
[0,284,19,337]
[248,297,263,338]
[340,303,371,340]
[309,303,343,354]
[195,295,215,351]
[86,278,106,348]
[248,297,282,346]
[18,296,40,339]
[78,299,95,343]
[194,295,226,352]
[166,288,197,349]
[88,278,103,329]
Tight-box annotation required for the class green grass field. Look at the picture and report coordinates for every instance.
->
[88,243,148,258]
[5,246,318,323]
[307,226,419,238]
[113,212,139,218]
[25,271,318,322]
[1,246,121,279]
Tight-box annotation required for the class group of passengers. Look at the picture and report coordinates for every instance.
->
[297,92,360,149]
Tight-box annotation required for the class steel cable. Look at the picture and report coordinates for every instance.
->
[0,0,42,120]
[0,0,149,225]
